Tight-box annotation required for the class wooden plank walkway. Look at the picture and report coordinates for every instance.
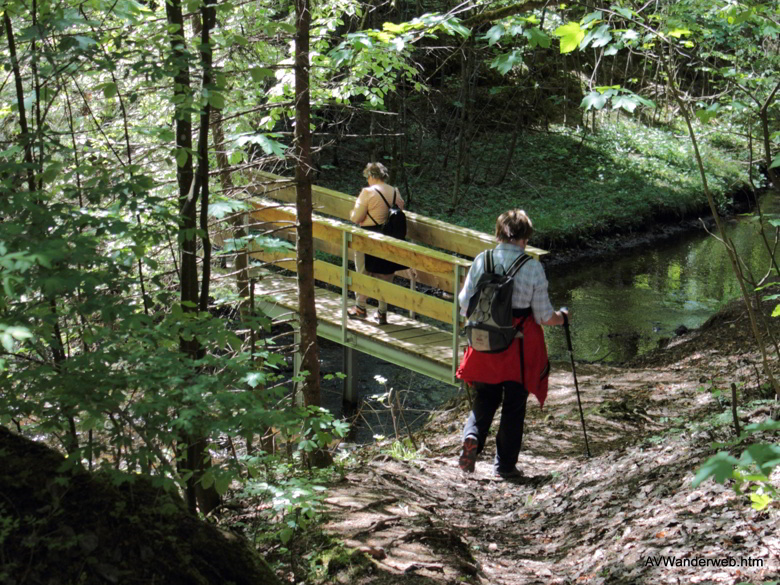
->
[253,270,465,384]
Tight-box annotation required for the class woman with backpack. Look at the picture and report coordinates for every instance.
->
[347,162,405,325]
[456,209,568,480]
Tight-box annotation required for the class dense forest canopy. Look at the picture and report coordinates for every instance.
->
[1,0,779,580]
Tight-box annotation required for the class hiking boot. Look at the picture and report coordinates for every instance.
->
[374,310,388,325]
[458,436,478,473]
[347,306,367,320]
[495,467,524,480]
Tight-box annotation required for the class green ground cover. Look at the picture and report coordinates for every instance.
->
[318,118,751,250]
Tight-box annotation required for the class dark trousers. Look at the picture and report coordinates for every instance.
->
[462,381,529,473]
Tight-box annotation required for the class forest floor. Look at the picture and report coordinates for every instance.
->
[317,298,780,585]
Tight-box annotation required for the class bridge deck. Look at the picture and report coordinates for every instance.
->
[254,271,465,385]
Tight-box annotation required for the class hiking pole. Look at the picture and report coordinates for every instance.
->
[562,310,591,458]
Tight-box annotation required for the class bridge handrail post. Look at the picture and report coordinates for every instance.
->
[452,264,461,384]
[341,231,351,344]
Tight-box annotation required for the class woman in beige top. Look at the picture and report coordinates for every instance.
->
[347,162,405,325]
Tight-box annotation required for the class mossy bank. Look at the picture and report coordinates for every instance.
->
[315,117,758,255]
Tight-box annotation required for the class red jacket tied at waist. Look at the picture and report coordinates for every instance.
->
[456,316,551,408]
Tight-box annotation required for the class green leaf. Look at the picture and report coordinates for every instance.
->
[175,148,189,168]
[692,451,739,486]
[215,474,232,495]
[773,305,780,318]
[524,27,551,49]
[581,91,609,110]
[740,444,780,475]
[102,82,118,99]
[208,91,225,109]
[553,22,585,53]
[484,24,505,46]
[744,420,780,432]
[668,27,692,38]
[696,103,720,124]
[612,6,635,19]
[228,150,244,165]
[41,162,62,182]
[235,133,286,157]
[200,470,215,489]
[490,50,523,75]
[244,372,267,388]
[582,24,612,49]
[279,527,294,544]
[250,67,274,83]
[750,492,772,511]
[770,153,780,170]
[611,95,639,113]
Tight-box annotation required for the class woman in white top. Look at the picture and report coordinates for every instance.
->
[347,162,405,325]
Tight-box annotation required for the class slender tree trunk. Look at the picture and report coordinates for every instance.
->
[758,80,780,191]
[294,0,321,410]
[451,41,472,207]
[166,0,200,514]
[4,12,35,193]
[495,124,519,186]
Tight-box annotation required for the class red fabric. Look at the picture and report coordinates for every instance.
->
[456,316,550,408]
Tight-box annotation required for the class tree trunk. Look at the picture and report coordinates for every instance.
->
[294,0,321,409]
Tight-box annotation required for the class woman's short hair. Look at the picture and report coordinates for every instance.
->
[363,162,389,180]
[495,209,534,242]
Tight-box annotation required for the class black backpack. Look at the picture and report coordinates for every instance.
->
[367,187,407,240]
[465,250,531,353]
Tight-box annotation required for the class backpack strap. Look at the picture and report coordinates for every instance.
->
[506,253,531,278]
[485,250,494,274]
[372,186,393,210]
[365,210,380,226]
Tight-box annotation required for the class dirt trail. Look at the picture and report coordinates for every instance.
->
[322,301,780,584]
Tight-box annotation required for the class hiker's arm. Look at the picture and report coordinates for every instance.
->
[350,190,370,224]
[530,263,559,324]
[458,255,483,316]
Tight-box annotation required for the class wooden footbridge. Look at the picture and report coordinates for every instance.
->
[241,171,547,402]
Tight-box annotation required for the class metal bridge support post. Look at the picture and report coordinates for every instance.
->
[342,346,358,410]
[409,270,417,320]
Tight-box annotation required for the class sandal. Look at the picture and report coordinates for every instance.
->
[347,306,367,320]
[374,310,388,325]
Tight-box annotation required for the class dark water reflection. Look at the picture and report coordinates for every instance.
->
[543,200,775,363]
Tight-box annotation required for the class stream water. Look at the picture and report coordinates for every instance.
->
[543,198,776,363]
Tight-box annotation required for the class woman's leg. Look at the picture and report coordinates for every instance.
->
[372,272,394,312]
[354,252,368,309]
[462,382,503,453]
[494,381,529,473]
